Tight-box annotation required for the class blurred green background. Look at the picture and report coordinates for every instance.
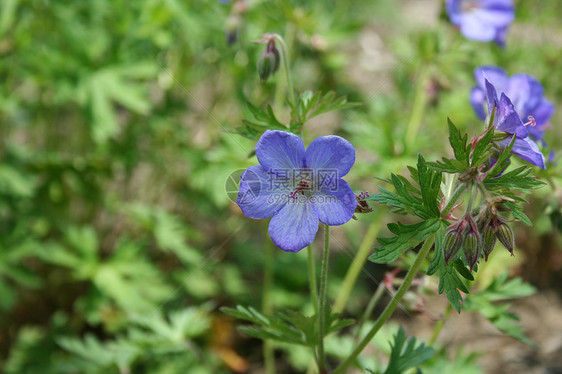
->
[1,0,562,373]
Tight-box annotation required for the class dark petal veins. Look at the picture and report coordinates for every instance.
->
[236,165,290,219]
[304,135,356,177]
[268,198,319,252]
[255,130,306,174]
[312,179,357,226]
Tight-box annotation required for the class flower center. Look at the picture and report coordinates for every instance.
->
[287,179,312,201]
[523,115,536,127]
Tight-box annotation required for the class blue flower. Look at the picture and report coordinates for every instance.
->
[446,0,514,46]
[236,130,357,252]
[484,79,546,169]
[471,66,555,142]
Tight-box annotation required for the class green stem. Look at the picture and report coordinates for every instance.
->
[441,183,466,217]
[263,243,276,374]
[317,225,330,373]
[333,211,385,313]
[307,245,318,314]
[333,235,436,374]
[465,182,476,215]
[272,34,296,109]
[404,68,429,152]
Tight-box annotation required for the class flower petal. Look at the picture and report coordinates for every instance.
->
[236,165,289,219]
[268,198,319,252]
[493,25,509,46]
[460,13,497,42]
[472,6,514,27]
[500,136,546,169]
[446,0,463,25]
[475,66,508,92]
[255,130,305,173]
[304,135,355,177]
[530,99,555,128]
[495,93,527,137]
[312,179,357,226]
[470,86,487,121]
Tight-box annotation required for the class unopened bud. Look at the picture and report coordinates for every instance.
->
[257,40,280,82]
[443,229,463,265]
[496,222,514,256]
[463,230,481,271]
[355,192,373,214]
[481,225,497,261]
[225,14,240,46]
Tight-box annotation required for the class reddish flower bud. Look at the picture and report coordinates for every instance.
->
[481,224,497,261]
[443,229,463,265]
[257,39,280,82]
[463,230,481,271]
[496,221,515,256]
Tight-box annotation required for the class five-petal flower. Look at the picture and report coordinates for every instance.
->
[236,130,357,252]
[484,79,546,169]
[471,66,555,143]
[446,0,515,46]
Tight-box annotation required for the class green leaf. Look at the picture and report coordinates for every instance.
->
[369,219,441,264]
[503,201,532,226]
[417,155,442,218]
[464,272,536,346]
[427,224,473,312]
[447,118,469,165]
[380,327,435,374]
[367,159,442,220]
[425,158,468,174]
[485,135,515,179]
[484,166,546,191]
[235,102,287,140]
[294,90,360,123]
[470,127,494,167]
[221,305,354,347]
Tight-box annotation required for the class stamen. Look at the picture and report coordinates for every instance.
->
[523,115,536,127]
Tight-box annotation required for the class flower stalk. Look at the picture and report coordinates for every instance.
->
[317,225,331,373]
[333,235,436,374]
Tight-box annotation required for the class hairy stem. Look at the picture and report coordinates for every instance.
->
[307,245,318,314]
[317,225,331,373]
[271,34,296,110]
[441,182,466,217]
[333,235,435,374]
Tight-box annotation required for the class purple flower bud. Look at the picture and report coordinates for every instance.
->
[495,221,515,256]
[463,229,481,271]
[257,39,280,82]
[443,229,463,265]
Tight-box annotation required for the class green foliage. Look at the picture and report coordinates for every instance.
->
[368,327,434,374]
[368,155,442,220]
[368,155,443,263]
[427,225,474,313]
[369,219,441,264]
[221,305,354,347]
[464,272,536,346]
[292,90,360,125]
[0,0,559,371]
